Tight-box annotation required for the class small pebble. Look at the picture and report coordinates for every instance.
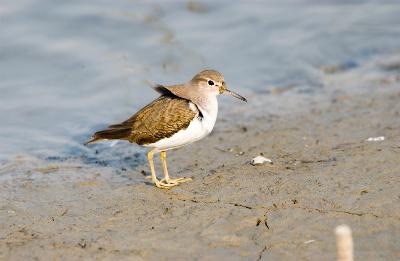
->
[78,239,87,248]
[366,136,385,142]
[236,151,245,156]
[251,156,273,166]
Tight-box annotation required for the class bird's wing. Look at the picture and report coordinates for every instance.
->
[88,95,198,146]
[153,84,174,96]
[128,96,198,145]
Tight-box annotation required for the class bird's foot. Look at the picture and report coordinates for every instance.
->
[154,180,177,189]
[147,175,192,189]
[159,176,192,187]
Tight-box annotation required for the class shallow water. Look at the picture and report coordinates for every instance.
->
[1,0,400,162]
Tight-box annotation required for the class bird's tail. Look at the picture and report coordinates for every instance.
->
[84,127,132,145]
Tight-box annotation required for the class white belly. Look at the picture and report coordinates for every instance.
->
[144,102,217,151]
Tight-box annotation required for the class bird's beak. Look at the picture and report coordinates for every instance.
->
[219,85,247,102]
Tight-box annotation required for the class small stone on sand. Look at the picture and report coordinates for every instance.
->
[251,156,273,166]
[366,136,385,142]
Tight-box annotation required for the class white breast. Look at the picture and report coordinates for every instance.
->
[145,97,218,151]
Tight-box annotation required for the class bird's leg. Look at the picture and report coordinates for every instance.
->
[159,151,177,186]
[159,151,192,185]
[147,148,161,187]
[147,149,176,189]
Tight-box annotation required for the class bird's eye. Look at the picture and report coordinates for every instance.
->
[208,80,214,86]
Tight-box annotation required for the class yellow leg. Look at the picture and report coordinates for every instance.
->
[147,148,160,187]
[159,151,192,186]
[147,149,176,189]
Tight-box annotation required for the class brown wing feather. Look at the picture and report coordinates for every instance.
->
[128,96,197,145]
[85,96,198,145]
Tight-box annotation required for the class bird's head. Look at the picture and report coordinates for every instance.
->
[191,70,247,102]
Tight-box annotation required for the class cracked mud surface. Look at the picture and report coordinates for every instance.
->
[1,63,400,260]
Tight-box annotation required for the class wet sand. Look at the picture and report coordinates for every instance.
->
[1,57,400,261]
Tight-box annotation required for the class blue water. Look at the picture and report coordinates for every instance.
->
[1,0,400,161]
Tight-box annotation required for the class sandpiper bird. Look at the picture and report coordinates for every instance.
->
[85,70,246,188]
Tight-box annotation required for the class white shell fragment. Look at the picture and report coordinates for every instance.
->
[251,156,273,166]
[366,136,385,142]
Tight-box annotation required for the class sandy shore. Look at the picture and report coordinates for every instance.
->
[1,59,400,260]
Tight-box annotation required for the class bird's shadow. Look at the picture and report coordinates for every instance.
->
[46,128,148,177]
